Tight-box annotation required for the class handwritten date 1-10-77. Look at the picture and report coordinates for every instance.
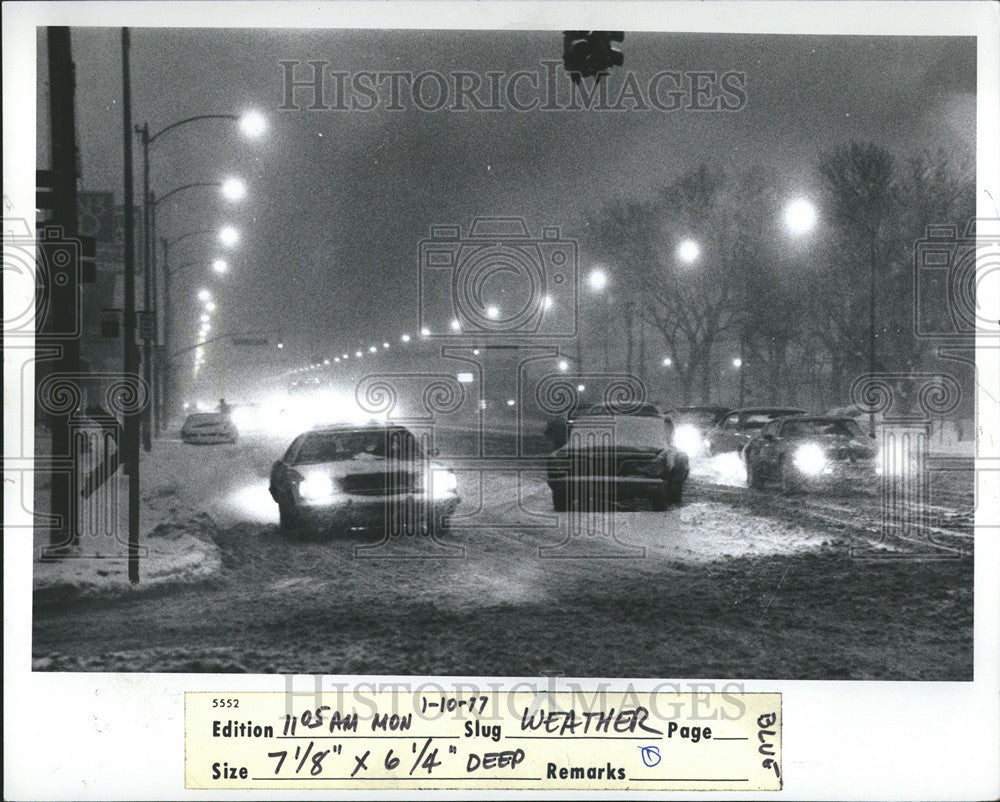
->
[420,696,489,715]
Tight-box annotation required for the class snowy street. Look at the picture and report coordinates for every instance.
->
[32,428,974,678]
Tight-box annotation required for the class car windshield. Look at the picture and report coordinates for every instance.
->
[292,428,421,465]
[782,419,864,438]
[569,415,668,449]
[185,413,225,425]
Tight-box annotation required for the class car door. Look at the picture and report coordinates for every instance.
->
[714,412,741,453]
[754,420,782,475]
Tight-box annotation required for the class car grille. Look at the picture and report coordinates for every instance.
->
[338,470,419,496]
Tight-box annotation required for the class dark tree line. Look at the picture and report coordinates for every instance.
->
[578,142,973,408]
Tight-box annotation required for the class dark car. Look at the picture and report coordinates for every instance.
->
[268,422,460,537]
[744,416,878,492]
[180,412,238,444]
[668,405,731,458]
[704,407,807,457]
[545,409,689,511]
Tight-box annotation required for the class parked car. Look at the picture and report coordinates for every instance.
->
[545,408,689,511]
[668,405,731,458]
[704,407,806,457]
[744,416,879,492]
[180,412,238,444]
[268,422,460,538]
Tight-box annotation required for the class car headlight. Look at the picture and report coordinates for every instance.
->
[298,471,335,504]
[431,470,458,499]
[674,424,703,457]
[792,443,827,476]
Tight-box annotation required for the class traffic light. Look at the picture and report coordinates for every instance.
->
[562,31,625,84]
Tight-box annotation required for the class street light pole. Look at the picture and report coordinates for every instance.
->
[138,123,153,452]
[121,27,141,584]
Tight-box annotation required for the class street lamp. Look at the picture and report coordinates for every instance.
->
[220,177,247,201]
[136,110,265,438]
[197,288,212,302]
[486,305,500,319]
[677,238,700,263]
[587,268,608,292]
[218,226,240,248]
[784,198,817,235]
[212,258,228,274]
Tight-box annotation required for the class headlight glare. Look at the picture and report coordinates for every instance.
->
[432,470,458,499]
[674,424,703,457]
[792,443,827,476]
[298,471,335,504]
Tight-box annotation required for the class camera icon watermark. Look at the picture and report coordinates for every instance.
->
[913,218,1000,341]
[3,220,86,340]
[418,217,577,341]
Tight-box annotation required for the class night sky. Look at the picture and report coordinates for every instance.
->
[53,28,975,383]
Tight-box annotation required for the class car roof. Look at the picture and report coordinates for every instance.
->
[778,415,857,423]
[581,402,662,417]
[305,421,407,434]
[731,407,807,414]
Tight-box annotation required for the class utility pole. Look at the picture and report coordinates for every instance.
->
[121,28,141,584]
[161,237,172,427]
[138,123,153,451]
[45,26,82,552]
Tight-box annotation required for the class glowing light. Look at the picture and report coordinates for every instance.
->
[558,359,569,371]
[197,288,211,302]
[577,384,586,392]
[342,353,349,360]
[218,226,239,248]
[677,239,700,263]
[793,442,827,476]
[323,358,330,365]
[355,350,363,358]
[368,345,377,353]
[485,305,500,320]
[421,327,431,337]
[785,198,818,234]
[200,313,209,323]
[221,177,246,202]
[543,295,553,310]
[450,318,461,331]
[212,259,228,274]
[205,301,217,313]
[239,111,267,138]
[401,334,411,343]
[732,357,743,368]
[334,357,340,363]
[383,342,390,349]
[472,349,480,355]
[674,424,704,458]
[506,399,516,407]
[277,342,284,349]
[662,356,673,367]
[588,268,608,291]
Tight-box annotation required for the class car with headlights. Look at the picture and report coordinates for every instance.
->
[180,412,238,444]
[704,406,807,457]
[268,422,460,538]
[545,409,689,511]
[744,416,879,492]
[668,406,731,458]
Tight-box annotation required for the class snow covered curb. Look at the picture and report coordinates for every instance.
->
[33,513,223,603]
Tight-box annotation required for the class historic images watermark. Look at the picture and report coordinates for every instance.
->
[278,60,748,113]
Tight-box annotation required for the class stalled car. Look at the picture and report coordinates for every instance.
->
[268,422,460,538]
[744,416,878,492]
[546,409,689,511]
[668,405,731,458]
[180,412,238,444]
[704,406,807,457]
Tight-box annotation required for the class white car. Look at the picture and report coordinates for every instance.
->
[180,413,238,445]
[268,422,460,538]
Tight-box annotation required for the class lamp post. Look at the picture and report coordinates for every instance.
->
[159,227,238,426]
[135,112,263,441]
